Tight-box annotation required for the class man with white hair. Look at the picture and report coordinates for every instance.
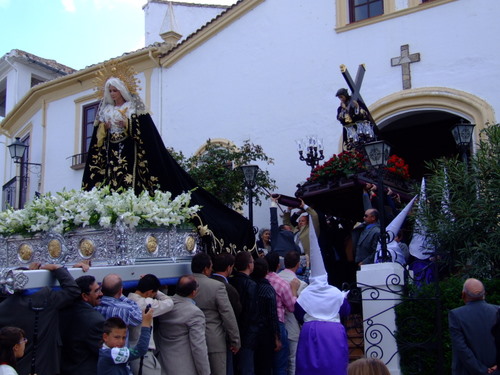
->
[283,199,319,260]
[448,278,498,375]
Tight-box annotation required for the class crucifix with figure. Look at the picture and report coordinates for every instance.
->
[339,64,376,125]
[336,64,379,150]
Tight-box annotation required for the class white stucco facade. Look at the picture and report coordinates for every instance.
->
[144,1,228,45]
[1,0,499,231]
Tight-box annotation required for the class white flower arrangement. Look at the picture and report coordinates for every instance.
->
[0,187,200,237]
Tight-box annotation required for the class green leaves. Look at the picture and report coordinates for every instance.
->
[416,124,500,279]
[169,139,276,208]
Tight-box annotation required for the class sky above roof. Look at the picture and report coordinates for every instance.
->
[0,0,237,71]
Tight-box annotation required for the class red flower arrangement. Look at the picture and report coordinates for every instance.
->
[385,155,410,180]
[308,151,411,184]
[308,150,367,184]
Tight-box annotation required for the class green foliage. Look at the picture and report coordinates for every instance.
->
[169,139,276,208]
[416,124,500,279]
[396,276,500,375]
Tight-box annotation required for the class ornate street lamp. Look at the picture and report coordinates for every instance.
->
[363,140,392,262]
[296,135,324,171]
[7,137,42,209]
[8,137,28,163]
[363,140,391,167]
[240,165,259,229]
[8,137,42,166]
[451,120,475,165]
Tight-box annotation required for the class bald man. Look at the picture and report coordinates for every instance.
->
[353,208,381,266]
[448,278,498,375]
[95,273,142,342]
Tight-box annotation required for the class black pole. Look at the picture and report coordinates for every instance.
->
[248,187,254,227]
[377,168,389,262]
[459,145,470,167]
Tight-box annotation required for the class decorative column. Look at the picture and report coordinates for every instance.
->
[357,262,406,375]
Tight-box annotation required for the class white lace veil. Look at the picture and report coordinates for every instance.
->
[97,77,147,122]
[103,77,133,105]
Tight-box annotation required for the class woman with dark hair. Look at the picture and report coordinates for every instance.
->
[0,326,27,375]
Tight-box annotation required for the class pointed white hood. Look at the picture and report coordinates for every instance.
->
[297,216,347,320]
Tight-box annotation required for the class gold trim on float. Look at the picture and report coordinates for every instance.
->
[18,243,34,263]
[185,235,197,253]
[79,238,96,258]
[48,239,62,259]
[146,235,159,254]
[191,213,256,255]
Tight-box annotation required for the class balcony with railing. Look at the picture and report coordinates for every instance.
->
[69,152,88,170]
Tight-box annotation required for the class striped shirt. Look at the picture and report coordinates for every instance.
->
[255,278,280,339]
[95,295,142,327]
[266,272,296,323]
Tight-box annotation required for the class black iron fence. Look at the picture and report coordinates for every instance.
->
[345,261,444,375]
[2,177,17,210]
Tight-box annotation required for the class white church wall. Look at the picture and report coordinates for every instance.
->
[4,68,20,115]
[144,1,227,46]
[154,0,499,230]
[42,94,89,193]
[159,0,344,228]
[3,0,499,232]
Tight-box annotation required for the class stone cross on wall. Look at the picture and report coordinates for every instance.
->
[391,44,420,90]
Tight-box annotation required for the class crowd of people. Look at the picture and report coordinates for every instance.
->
[0,200,498,375]
[1,72,497,375]
[0,193,352,375]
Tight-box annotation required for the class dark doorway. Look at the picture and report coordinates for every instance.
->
[378,111,465,181]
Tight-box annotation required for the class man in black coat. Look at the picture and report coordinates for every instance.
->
[449,278,499,375]
[229,251,259,375]
[352,208,381,266]
[210,253,242,375]
[0,263,80,375]
[60,274,105,375]
[270,198,301,257]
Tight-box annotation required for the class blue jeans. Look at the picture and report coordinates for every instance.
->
[273,322,289,375]
[237,347,255,375]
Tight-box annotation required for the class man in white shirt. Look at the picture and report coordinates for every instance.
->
[128,274,174,375]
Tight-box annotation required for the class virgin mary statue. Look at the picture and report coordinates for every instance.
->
[82,61,255,254]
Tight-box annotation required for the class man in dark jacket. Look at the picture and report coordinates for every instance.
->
[0,263,80,375]
[60,274,105,375]
[449,278,498,375]
[229,251,259,375]
[270,198,300,257]
[352,208,380,266]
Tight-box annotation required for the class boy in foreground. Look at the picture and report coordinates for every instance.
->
[98,308,154,375]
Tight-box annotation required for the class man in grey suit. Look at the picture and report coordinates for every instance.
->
[353,208,381,266]
[449,278,498,375]
[192,253,241,375]
[154,275,210,375]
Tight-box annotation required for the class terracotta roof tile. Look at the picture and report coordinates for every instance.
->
[10,49,76,75]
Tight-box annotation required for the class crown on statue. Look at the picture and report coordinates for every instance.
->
[93,59,141,100]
